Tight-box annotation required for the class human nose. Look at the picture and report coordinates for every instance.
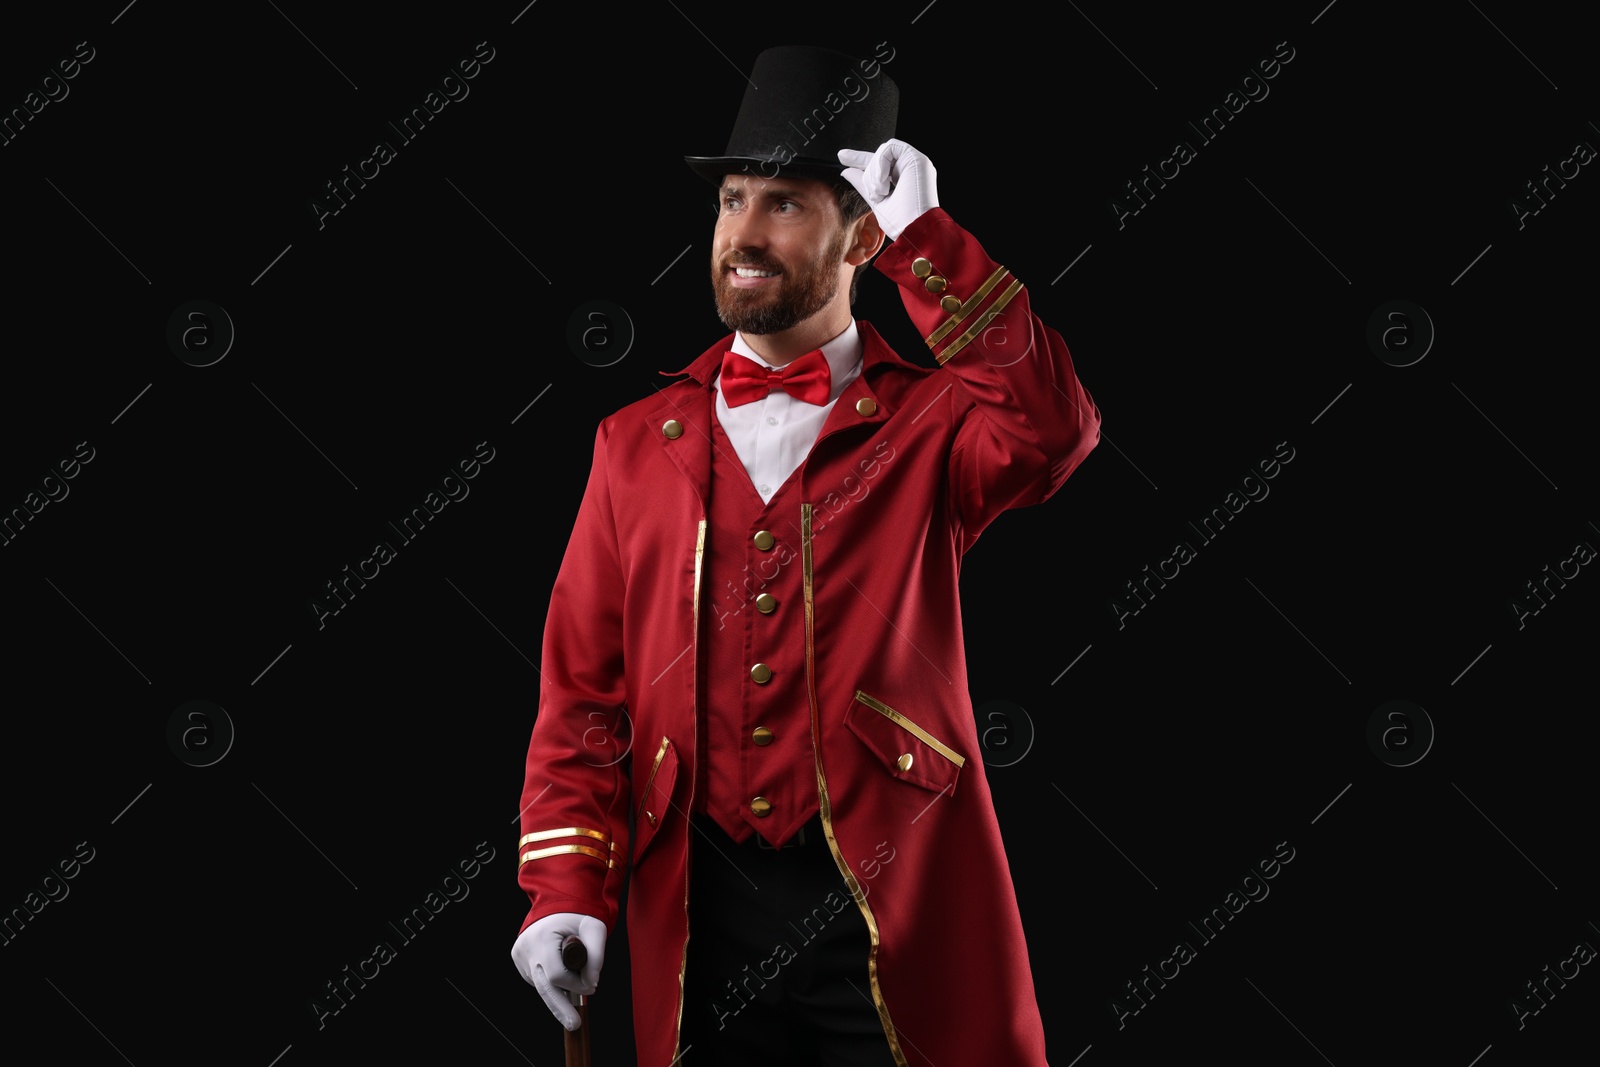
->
[719,207,767,253]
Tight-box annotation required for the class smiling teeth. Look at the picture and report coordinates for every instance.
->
[734,268,778,277]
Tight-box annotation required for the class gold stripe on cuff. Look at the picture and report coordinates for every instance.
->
[853,690,967,767]
[935,278,1025,365]
[518,827,610,849]
[519,843,612,867]
[926,266,1010,348]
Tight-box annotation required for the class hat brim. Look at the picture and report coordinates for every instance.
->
[685,155,848,186]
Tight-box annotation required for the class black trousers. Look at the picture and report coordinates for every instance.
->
[678,814,899,1067]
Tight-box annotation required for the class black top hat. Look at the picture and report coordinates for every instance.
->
[685,45,899,185]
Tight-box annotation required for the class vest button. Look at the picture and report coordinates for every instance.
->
[755,593,776,614]
[855,397,878,417]
[750,797,773,817]
[752,726,774,746]
[896,753,914,772]
[753,530,775,550]
[662,419,683,439]
[750,663,772,684]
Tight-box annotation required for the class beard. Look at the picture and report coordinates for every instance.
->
[711,225,848,335]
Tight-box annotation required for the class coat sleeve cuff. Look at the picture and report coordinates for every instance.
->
[520,899,614,937]
[873,207,1023,366]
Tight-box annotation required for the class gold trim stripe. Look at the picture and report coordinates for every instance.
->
[853,690,968,767]
[518,827,610,848]
[519,844,614,867]
[691,520,706,684]
[639,736,671,822]
[807,505,909,1067]
[925,266,1010,347]
[674,519,707,1065]
[936,277,1025,364]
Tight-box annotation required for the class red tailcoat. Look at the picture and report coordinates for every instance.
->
[517,208,1101,1066]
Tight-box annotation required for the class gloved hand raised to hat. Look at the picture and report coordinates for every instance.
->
[837,139,939,242]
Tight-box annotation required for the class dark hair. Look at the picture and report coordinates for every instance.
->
[830,177,872,224]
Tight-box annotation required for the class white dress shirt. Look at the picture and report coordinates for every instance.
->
[714,322,864,503]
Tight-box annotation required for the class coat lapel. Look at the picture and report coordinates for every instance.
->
[651,323,924,506]
[649,338,729,511]
[808,321,917,451]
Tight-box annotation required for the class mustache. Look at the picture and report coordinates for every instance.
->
[719,254,783,272]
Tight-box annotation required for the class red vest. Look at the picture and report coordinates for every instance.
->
[696,413,820,845]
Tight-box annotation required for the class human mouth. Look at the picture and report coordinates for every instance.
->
[727,264,780,288]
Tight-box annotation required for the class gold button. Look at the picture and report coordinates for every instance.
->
[924,275,947,294]
[645,810,657,825]
[752,727,774,746]
[855,397,877,417]
[755,593,776,614]
[753,530,775,550]
[750,663,772,684]
[662,420,683,439]
[896,753,914,772]
[940,295,962,313]
[910,257,932,278]
[750,797,772,817]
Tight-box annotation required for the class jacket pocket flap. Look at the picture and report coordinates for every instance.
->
[844,690,964,797]
[633,736,678,861]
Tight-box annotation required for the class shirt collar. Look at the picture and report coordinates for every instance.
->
[725,321,863,404]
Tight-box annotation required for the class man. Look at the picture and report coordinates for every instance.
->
[511,45,1100,1066]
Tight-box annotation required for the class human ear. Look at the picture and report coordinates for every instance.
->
[847,213,886,265]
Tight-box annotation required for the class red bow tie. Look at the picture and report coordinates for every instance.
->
[719,349,832,407]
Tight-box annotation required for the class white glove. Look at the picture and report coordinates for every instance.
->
[510,912,607,1031]
[837,139,939,241]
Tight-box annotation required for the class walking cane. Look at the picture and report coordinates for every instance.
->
[561,935,591,1067]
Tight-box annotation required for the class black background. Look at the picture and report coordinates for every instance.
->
[2,2,1594,1065]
